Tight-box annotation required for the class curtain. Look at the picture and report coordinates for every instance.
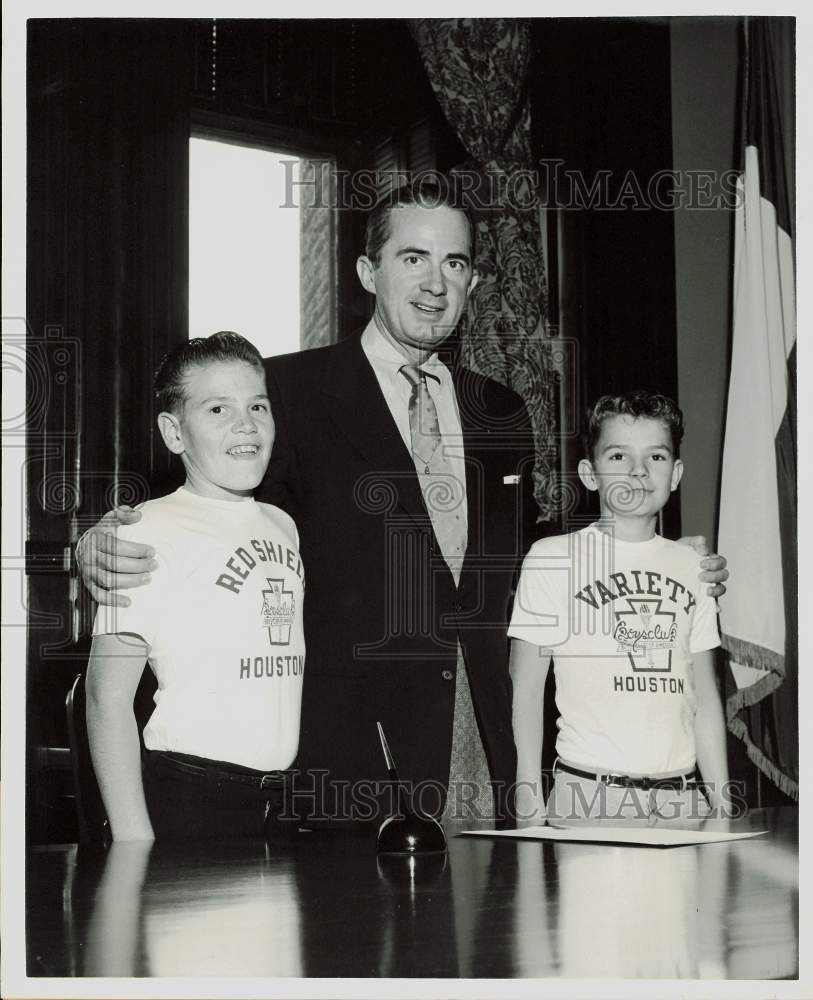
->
[409,18,555,518]
[300,159,337,350]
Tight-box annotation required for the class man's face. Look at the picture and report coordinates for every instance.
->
[356,204,478,361]
[578,415,683,522]
[159,360,274,501]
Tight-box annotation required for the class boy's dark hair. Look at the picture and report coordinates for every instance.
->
[583,391,684,460]
[364,176,476,268]
[154,332,265,414]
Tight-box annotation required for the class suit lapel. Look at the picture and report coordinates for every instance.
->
[321,336,430,525]
[454,367,484,561]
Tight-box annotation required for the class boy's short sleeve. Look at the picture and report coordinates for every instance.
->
[508,541,570,650]
[690,562,721,654]
[91,522,173,649]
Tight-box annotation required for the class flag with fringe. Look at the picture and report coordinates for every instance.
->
[718,17,797,799]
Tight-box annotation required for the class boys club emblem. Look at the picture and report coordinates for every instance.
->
[613,598,677,672]
[262,577,295,645]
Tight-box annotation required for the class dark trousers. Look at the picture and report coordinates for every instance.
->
[142,751,297,841]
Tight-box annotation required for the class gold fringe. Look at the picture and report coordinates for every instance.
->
[728,716,799,801]
[723,634,797,800]
[722,633,785,674]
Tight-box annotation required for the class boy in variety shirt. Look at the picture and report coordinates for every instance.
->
[509,392,731,825]
[88,333,305,841]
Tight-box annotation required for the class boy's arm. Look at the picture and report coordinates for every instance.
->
[692,649,731,813]
[86,633,154,841]
[510,638,552,827]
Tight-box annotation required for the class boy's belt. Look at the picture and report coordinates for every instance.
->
[556,760,697,792]
[152,751,295,791]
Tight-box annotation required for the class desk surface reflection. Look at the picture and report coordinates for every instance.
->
[26,808,798,980]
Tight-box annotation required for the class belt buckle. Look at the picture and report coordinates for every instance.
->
[260,772,284,791]
[604,773,632,789]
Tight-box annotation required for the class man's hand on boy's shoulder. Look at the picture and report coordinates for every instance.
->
[77,506,157,607]
[677,535,729,598]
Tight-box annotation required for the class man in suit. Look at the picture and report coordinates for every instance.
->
[261,182,538,826]
[79,180,728,827]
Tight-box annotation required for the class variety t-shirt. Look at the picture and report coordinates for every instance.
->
[93,487,305,771]
[508,524,720,775]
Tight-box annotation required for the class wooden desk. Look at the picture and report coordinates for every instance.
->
[26,808,797,980]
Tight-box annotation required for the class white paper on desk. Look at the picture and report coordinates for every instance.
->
[460,825,768,847]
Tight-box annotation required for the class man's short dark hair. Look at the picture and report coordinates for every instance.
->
[583,391,685,460]
[154,331,265,414]
[364,176,476,267]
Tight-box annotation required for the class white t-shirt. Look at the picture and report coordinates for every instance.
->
[92,487,305,771]
[508,524,720,775]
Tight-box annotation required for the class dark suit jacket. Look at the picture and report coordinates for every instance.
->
[261,334,537,825]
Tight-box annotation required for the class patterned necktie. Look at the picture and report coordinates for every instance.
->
[399,364,466,578]
[399,364,441,473]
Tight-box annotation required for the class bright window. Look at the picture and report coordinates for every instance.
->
[189,138,301,358]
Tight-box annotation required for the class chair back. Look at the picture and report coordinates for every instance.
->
[65,672,109,844]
